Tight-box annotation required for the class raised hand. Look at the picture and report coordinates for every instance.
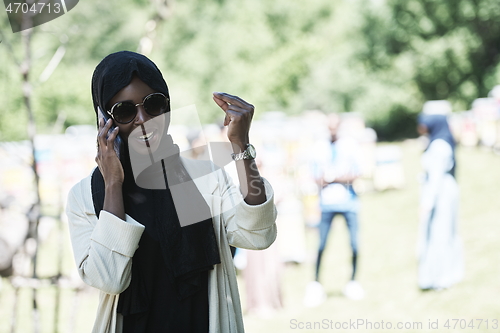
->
[212,92,266,205]
[212,92,254,151]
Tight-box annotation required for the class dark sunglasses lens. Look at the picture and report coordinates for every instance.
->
[144,94,167,116]
[113,102,137,123]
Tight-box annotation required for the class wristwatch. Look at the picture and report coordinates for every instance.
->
[231,143,256,161]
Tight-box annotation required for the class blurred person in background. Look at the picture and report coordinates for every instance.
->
[243,158,283,318]
[417,101,464,291]
[305,113,364,307]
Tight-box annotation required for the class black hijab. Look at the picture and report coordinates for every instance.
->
[92,51,170,121]
[90,51,221,319]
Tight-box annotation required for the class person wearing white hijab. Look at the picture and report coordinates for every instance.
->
[416,101,464,291]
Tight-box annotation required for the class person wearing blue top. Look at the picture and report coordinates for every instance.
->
[305,113,364,306]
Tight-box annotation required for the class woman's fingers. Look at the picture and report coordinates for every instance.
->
[97,118,107,144]
[223,113,230,126]
[213,92,254,121]
[106,127,119,145]
[213,92,252,110]
[212,95,228,111]
[212,92,255,144]
[221,106,251,127]
[95,118,124,185]
[97,118,114,148]
[225,105,251,120]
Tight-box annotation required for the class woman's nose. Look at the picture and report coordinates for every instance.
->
[135,105,150,124]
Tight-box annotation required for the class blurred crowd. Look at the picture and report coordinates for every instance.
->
[1,84,500,316]
[448,85,500,151]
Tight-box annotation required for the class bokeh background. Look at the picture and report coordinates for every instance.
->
[0,0,499,332]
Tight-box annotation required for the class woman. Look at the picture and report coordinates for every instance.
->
[66,51,277,332]
[417,104,463,291]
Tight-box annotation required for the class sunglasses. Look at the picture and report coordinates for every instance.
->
[107,92,169,124]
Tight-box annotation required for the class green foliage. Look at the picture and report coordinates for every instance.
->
[1,0,500,141]
[358,0,500,138]
[0,0,149,140]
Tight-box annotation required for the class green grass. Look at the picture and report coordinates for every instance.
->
[1,141,499,333]
[241,142,500,333]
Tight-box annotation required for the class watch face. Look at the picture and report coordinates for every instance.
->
[246,144,256,159]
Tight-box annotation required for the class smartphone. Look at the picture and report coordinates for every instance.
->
[98,106,122,157]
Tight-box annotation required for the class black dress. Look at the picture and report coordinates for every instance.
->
[120,229,209,333]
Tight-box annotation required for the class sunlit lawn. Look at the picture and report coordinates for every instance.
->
[242,142,500,333]
[1,141,499,333]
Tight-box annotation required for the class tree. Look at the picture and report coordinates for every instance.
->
[357,0,500,139]
[0,0,154,140]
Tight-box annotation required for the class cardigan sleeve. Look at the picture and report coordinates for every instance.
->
[66,177,145,295]
[217,169,278,250]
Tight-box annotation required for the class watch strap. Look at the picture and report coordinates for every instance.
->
[231,144,255,161]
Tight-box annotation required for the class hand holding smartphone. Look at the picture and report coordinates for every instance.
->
[98,106,122,157]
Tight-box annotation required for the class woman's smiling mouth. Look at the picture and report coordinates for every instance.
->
[138,130,155,142]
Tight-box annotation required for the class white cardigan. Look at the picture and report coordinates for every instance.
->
[66,158,277,333]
